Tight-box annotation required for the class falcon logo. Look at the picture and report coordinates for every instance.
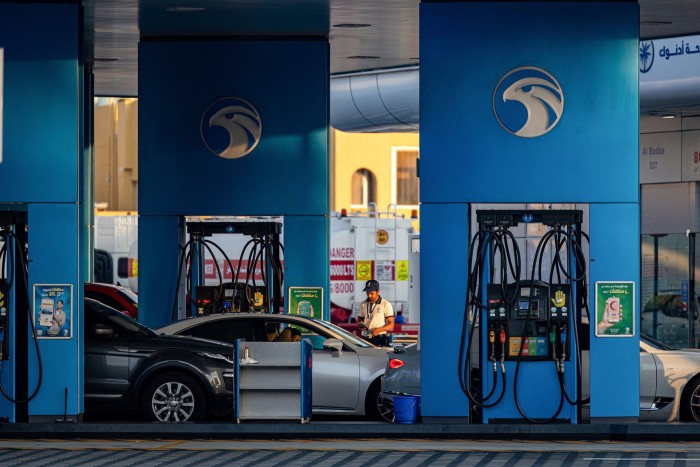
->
[493,67,564,138]
[200,97,262,159]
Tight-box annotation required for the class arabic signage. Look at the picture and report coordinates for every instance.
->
[640,34,700,78]
[288,286,322,318]
[595,281,635,338]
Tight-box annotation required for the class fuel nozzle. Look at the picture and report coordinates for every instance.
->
[498,326,506,363]
[559,325,568,362]
[549,325,557,360]
[488,326,497,371]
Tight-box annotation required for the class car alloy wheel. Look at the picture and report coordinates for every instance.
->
[681,378,700,422]
[144,372,206,422]
[377,395,394,422]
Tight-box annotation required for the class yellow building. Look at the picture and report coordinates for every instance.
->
[94,99,419,230]
[331,130,419,229]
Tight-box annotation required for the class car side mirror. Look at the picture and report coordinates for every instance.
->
[93,324,114,338]
[323,338,343,355]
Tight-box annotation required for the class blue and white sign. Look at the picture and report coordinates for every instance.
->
[640,34,700,111]
[492,66,564,138]
[681,280,689,303]
[200,97,262,160]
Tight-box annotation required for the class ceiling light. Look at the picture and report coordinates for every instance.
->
[165,7,204,12]
[347,56,380,59]
[93,58,119,62]
[333,23,371,28]
[661,114,676,119]
[641,21,672,26]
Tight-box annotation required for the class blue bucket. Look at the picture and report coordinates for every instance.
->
[393,395,419,424]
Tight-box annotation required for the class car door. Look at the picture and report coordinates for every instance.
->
[273,319,360,411]
[84,300,131,399]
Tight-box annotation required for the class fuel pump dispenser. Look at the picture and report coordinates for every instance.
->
[171,220,283,320]
[462,209,588,424]
[0,212,43,422]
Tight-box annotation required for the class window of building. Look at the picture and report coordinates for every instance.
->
[351,168,376,207]
[393,148,419,206]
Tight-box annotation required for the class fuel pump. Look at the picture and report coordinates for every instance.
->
[170,220,283,320]
[464,209,588,424]
[0,213,43,421]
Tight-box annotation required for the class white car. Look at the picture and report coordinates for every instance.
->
[381,332,700,422]
[589,333,700,422]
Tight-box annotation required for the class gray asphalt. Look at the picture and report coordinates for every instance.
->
[0,439,698,466]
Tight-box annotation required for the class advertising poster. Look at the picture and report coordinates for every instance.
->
[288,287,323,318]
[595,281,635,337]
[34,284,72,339]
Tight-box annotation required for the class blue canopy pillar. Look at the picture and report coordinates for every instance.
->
[420,1,640,423]
[138,38,330,326]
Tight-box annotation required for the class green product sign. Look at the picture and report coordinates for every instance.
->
[288,287,323,318]
[595,281,635,337]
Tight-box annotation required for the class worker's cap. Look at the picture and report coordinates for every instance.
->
[363,280,380,292]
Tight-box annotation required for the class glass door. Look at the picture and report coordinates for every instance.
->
[641,233,699,348]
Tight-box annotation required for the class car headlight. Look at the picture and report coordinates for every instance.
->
[206,371,222,389]
[198,352,234,365]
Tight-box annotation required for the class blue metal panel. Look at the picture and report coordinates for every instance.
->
[420,2,639,204]
[589,203,640,420]
[482,360,576,422]
[0,3,80,204]
[420,203,470,419]
[28,203,83,417]
[420,2,639,422]
[138,40,329,217]
[139,216,181,329]
[283,216,330,320]
[300,339,312,420]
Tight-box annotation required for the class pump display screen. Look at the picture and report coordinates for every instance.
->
[517,298,539,318]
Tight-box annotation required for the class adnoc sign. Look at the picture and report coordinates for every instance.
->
[492,66,564,138]
[639,34,700,111]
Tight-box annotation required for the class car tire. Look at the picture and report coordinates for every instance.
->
[377,394,394,422]
[680,376,700,422]
[365,379,382,420]
[142,372,206,422]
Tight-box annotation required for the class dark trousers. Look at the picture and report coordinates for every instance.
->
[369,334,390,346]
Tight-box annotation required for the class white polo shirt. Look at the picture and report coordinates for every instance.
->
[358,296,394,336]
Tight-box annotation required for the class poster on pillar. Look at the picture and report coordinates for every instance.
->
[138,40,329,217]
[420,2,639,204]
[594,281,635,337]
[33,284,72,339]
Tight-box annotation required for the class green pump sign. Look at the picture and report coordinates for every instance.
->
[595,281,635,337]
[288,287,323,318]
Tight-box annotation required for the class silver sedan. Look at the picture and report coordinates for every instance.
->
[157,313,389,419]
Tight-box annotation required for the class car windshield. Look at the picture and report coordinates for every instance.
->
[300,317,374,347]
[641,332,673,350]
[90,300,155,336]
